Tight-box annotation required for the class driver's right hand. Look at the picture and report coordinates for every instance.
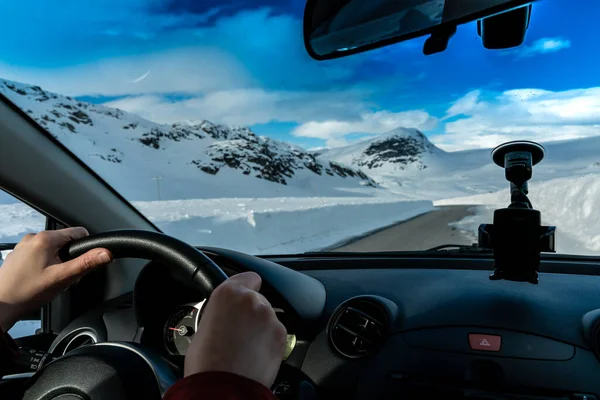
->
[184,271,287,389]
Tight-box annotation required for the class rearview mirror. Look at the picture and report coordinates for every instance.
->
[304,0,535,60]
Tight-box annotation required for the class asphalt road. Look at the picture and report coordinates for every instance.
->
[332,205,475,252]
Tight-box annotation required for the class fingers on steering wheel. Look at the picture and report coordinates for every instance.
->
[211,273,272,311]
[48,248,113,285]
[15,228,90,251]
[47,227,91,247]
[227,271,262,291]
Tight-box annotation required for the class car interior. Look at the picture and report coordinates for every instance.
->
[2,1,600,400]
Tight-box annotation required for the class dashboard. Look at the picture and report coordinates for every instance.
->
[45,249,600,400]
[133,258,299,362]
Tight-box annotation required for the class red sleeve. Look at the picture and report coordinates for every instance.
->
[163,371,277,400]
[0,327,19,377]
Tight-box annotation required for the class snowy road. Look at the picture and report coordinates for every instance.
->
[332,205,475,252]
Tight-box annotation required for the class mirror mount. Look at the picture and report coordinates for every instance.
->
[478,4,532,49]
[423,25,457,56]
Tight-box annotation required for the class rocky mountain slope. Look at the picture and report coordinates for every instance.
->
[316,127,442,174]
[0,79,376,202]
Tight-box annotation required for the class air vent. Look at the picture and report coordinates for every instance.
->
[328,297,390,358]
[62,331,97,355]
[583,309,600,361]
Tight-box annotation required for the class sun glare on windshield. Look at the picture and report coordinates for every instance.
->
[0,0,598,256]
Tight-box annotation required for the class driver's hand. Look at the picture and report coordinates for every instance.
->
[185,271,287,389]
[0,227,113,331]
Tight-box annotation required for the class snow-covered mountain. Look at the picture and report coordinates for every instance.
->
[317,128,441,174]
[0,79,378,202]
[316,127,500,198]
[1,78,599,205]
[318,127,600,200]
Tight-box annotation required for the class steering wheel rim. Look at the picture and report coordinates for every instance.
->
[24,229,228,400]
[59,229,228,295]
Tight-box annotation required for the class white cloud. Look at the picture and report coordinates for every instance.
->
[104,85,435,149]
[504,37,571,58]
[291,110,438,147]
[0,6,441,149]
[1,6,583,153]
[107,89,441,149]
[0,9,359,99]
[0,47,252,97]
[0,8,376,137]
[432,87,600,151]
[105,88,369,126]
[444,89,482,118]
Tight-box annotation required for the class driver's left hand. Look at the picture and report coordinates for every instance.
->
[0,227,113,331]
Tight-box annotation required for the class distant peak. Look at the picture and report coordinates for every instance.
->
[375,127,427,140]
[315,126,442,174]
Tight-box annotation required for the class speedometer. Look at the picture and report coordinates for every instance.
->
[163,301,297,359]
[163,303,202,356]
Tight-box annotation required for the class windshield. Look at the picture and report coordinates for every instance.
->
[0,0,598,256]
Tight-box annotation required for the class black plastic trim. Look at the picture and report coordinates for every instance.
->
[404,327,575,361]
[267,252,600,262]
[265,255,600,276]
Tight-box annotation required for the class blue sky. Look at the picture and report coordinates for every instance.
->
[1,0,600,151]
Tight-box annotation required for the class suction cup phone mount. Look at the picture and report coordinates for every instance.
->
[492,141,544,209]
[478,141,556,284]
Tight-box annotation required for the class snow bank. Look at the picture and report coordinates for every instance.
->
[0,197,433,255]
[134,197,434,254]
[436,174,600,255]
[0,203,46,242]
[9,320,41,339]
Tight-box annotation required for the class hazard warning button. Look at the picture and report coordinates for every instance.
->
[468,334,501,351]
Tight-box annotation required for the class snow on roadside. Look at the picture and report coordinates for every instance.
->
[436,174,600,255]
[134,197,434,254]
[0,198,433,255]
[0,204,46,242]
[9,320,41,338]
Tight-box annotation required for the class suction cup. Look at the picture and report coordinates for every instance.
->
[491,141,545,168]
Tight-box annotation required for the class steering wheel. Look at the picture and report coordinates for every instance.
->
[23,230,228,400]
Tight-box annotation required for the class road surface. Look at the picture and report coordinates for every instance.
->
[332,205,475,252]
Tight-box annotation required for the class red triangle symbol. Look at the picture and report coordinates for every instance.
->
[480,338,491,346]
